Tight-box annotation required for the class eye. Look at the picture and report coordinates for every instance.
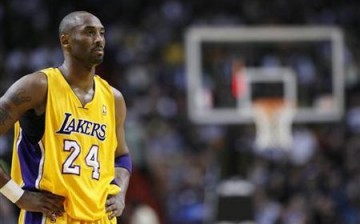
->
[87,29,95,35]
[100,30,105,36]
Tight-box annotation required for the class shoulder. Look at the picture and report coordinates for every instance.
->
[2,70,49,115]
[23,71,48,88]
[111,87,124,102]
[111,87,127,121]
[111,87,125,107]
[22,71,48,111]
[9,71,48,97]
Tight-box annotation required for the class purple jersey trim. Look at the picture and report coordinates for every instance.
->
[17,130,43,190]
[24,211,44,224]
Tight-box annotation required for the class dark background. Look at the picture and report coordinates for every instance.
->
[1,0,360,223]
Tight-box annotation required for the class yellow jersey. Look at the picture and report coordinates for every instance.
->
[11,67,120,222]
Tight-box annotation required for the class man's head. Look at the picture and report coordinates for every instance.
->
[59,11,105,67]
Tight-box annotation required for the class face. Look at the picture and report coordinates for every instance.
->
[66,14,106,66]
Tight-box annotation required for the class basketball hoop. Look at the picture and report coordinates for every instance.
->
[252,98,295,151]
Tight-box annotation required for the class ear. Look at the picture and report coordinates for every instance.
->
[60,34,70,49]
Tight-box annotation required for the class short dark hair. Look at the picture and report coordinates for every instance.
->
[58,11,92,36]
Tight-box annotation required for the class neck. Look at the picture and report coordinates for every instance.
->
[59,60,96,90]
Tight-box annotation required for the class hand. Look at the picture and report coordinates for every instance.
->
[106,193,125,220]
[15,190,65,218]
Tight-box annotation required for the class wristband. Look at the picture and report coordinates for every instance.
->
[0,180,25,203]
[115,154,132,173]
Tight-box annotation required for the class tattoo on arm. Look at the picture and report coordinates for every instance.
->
[10,89,32,106]
[0,89,32,126]
[0,105,11,125]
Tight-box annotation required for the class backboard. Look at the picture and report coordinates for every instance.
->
[185,27,345,124]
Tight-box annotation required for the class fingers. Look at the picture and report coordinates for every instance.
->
[41,195,64,215]
[43,191,65,202]
[108,207,123,220]
[49,212,57,223]
[106,196,115,207]
[106,195,124,219]
[41,207,61,224]
[40,192,64,222]
[108,212,116,220]
[106,202,116,213]
[106,197,117,214]
[42,203,64,216]
[35,191,64,216]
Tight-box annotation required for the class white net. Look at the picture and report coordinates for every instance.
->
[253,98,295,151]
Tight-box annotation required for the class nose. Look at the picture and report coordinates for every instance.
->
[94,32,104,45]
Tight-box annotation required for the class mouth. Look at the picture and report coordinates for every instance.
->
[93,47,104,54]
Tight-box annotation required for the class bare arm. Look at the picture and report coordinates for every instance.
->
[106,87,131,219]
[0,72,64,216]
[0,72,47,186]
[114,88,131,192]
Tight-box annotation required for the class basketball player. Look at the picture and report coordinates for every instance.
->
[0,11,132,223]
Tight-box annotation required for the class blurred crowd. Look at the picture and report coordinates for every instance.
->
[1,0,360,223]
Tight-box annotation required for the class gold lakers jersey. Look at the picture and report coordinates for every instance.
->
[11,67,120,222]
